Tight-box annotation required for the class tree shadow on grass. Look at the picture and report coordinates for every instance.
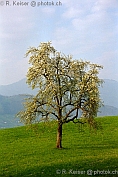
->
[0,158,118,177]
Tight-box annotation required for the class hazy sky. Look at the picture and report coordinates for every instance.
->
[0,0,118,85]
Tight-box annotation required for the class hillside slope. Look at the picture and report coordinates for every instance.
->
[0,116,118,177]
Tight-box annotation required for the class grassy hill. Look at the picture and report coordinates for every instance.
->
[0,116,118,177]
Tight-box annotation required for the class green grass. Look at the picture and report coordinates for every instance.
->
[0,116,118,177]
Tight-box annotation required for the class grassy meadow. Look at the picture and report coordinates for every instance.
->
[0,116,118,177]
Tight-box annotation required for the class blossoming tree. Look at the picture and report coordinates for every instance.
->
[17,42,103,148]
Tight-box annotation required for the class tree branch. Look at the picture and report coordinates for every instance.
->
[63,105,81,123]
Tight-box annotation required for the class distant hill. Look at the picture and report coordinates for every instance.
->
[0,114,23,129]
[0,78,118,128]
[0,94,29,128]
[100,79,118,108]
[0,94,27,115]
[0,78,37,96]
[0,94,118,128]
[98,105,118,117]
[0,78,118,108]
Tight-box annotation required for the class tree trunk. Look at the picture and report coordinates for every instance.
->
[56,122,62,148]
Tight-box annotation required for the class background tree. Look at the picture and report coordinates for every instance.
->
[17,42,103,149]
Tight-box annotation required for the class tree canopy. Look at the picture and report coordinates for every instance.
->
[17,42,103,148]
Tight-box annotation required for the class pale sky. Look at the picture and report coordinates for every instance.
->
[0,0,118,85]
